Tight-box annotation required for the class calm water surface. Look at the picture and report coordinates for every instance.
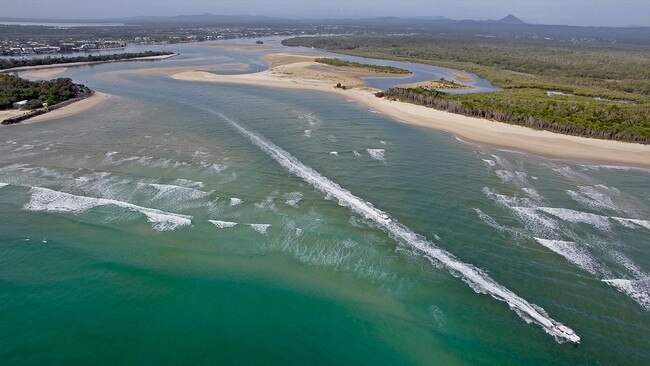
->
[0,41,649,365]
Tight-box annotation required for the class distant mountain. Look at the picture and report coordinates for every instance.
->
[494,14,528,25]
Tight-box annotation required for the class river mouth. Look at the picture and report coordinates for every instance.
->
[0,40,648,364]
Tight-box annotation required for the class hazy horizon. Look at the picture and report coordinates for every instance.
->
[2,0,649,27]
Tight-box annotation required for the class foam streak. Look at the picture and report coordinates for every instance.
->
[218,112,580,344]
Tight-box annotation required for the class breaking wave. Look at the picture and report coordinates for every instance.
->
[602,278,650,311]
[24,186,192,231]
[217,112,580,343]
[209,220,238,228]
[534,238,602,276]
[249,223,271,235]
[366,149,386,163]
[284,191,303,207]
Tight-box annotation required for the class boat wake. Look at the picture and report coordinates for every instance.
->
[216,112,580,344]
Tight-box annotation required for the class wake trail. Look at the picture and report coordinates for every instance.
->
[216,112,580,344]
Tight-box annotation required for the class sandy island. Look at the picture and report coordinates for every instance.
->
[169,53,650,167]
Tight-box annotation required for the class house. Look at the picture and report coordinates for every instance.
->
[13,100,28,110]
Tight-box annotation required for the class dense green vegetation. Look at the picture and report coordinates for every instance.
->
[284,35,650,141]
[314,58,410,75]
[0,51,175,70]
[0,74,91,110]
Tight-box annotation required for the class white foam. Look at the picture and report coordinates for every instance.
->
[366,149,386,163]
[584,165,650,173]
[304,129,312,137]
[329,151,339,156]
[534,238,601,275]
[566,186,620,212]
[602,278,650,311]
[218,112,580,343]
[522,188,543,202]
[229,197,243,207]
[284,191,303,207]
[538,207,611,231]
[483,187,537,208]
[482,159,496,168]
[0,182,8,189]
[474,208,522,237]
[149,183,210,201]
[352,150,362,157]
[209,220,238,228]
[495,170,528,186]
[609,252,645,278]
[380,140,388,145]
[249,223,271,235]
[299,113,318,126]
[173,178,205,189]
[12,144,34,152]
[511,207,559,234]
[24,187,192,231]
[255,192,277,212]
[612,217,650,230]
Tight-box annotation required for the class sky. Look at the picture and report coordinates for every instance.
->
[2,0,649,27]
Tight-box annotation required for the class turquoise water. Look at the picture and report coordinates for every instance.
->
[1,41,649,365]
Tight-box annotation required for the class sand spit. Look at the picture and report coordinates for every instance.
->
[171,53,650,167]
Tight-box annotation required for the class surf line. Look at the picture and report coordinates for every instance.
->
[217,112,580,344]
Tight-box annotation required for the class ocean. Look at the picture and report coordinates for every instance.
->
[1,40,648,365]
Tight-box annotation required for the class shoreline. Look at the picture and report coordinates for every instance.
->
[2,92,112,125]
[0,53,179,74]
[171,53,650,167]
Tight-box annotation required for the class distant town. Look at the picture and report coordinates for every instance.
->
[0,23,347,56]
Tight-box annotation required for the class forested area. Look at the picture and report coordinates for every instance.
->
[314,58,410,74]
[284,35,650,141]
[0,51,174,70]
[0,74,91,110]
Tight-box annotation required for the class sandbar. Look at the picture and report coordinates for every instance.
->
[169,52,650,167]
[19,67,68,80]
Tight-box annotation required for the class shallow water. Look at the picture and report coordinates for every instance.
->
[1,42,649,365]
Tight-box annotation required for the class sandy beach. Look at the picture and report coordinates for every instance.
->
[170,53,650,167]
[22,92,112,124]
[19,67,68,80]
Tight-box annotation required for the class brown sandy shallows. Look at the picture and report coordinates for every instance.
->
[121,62,251,76]
[170,52,650,167]
[0,109,30,123]
[19,67,68,80]
[452,72,474,84]
[23,92,112,124]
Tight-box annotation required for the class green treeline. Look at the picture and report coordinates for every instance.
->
[283,35,650,141]
[381,87,649,143]
[0,51,175,70]
[0,74,91,110]
[314,58,410,74]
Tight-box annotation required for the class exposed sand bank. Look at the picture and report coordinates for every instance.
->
[23,92,112,124]
[0,109,30,123]
[171,53,650,167]
[19,67,68,80]
[120,62,251,76]
[452,72,474,84]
